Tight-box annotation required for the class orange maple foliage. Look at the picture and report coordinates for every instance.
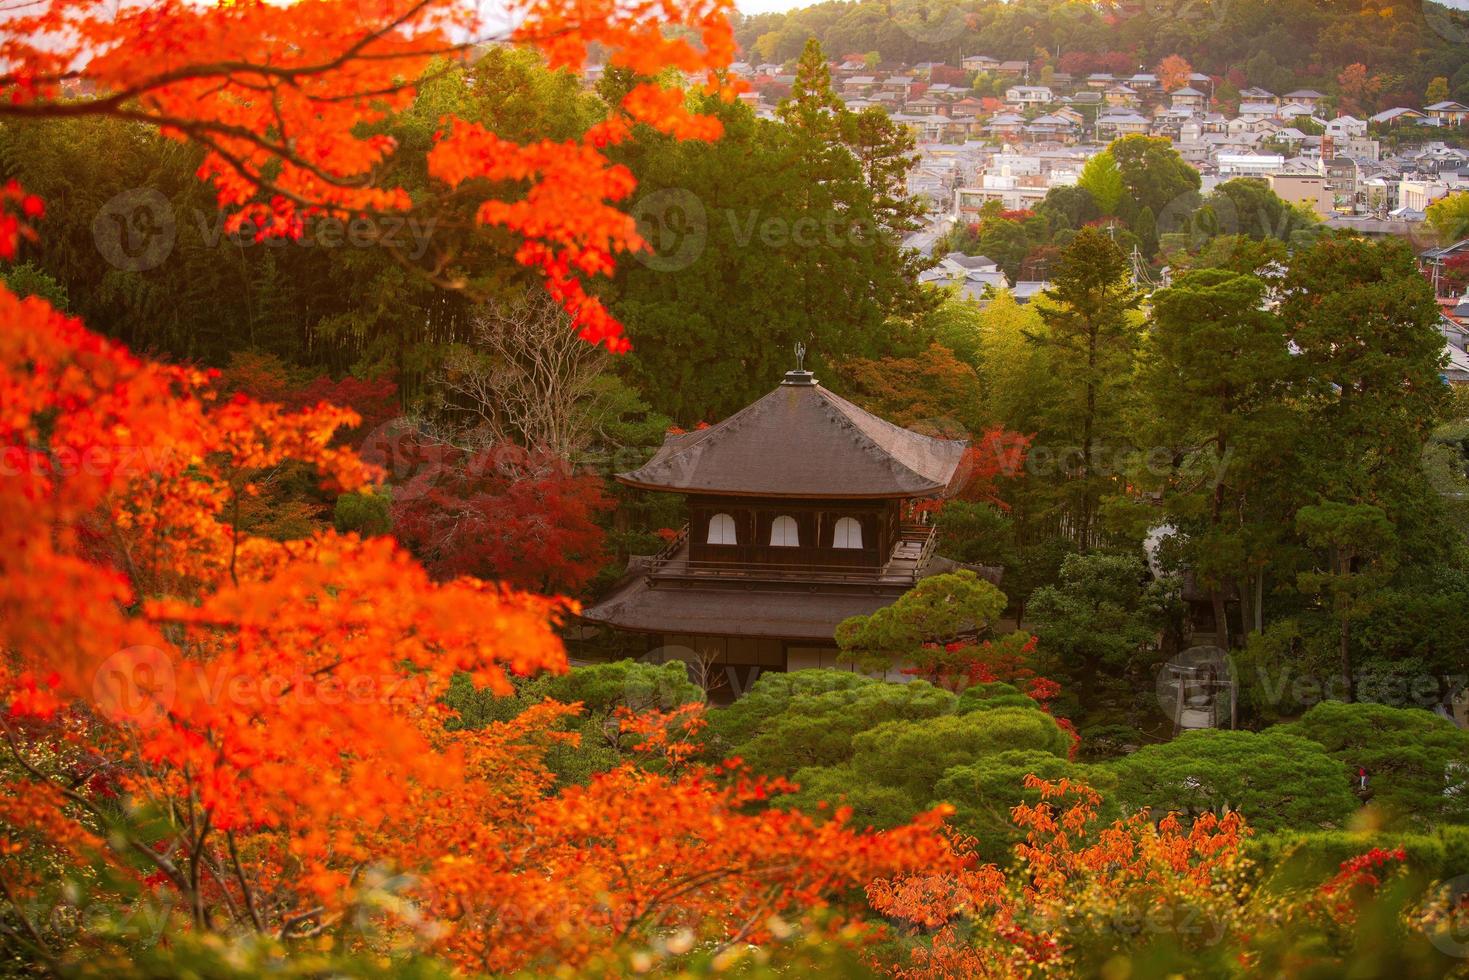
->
[869,776,1250,978]
[0,287,965,970]
[0,0,738,350]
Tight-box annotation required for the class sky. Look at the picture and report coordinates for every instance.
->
[735,0,818,16]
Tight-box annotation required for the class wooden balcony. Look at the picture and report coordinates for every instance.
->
[645,522,940,588]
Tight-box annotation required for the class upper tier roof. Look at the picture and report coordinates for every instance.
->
[617,371,968,499]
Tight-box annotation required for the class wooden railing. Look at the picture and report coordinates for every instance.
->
[647,523,939,586]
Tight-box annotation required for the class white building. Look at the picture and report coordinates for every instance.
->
[1218,153,1286,177]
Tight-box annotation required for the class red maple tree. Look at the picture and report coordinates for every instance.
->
[390,442,613,594]
[0,0,740,350]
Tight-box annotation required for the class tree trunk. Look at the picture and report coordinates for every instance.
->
[1339,616,1355,703]
[1080,327,1097,547]
[1254,569,1264,634]
[1210,588,1230,650]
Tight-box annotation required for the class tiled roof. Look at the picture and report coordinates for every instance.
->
[618,377,967,498]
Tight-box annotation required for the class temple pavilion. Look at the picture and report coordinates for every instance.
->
[581,365,981,697]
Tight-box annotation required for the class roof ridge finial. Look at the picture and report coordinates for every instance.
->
[782,342,816,387]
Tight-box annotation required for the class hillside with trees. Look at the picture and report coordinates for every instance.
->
[2,0,1469,975]
[736,0,1469,112]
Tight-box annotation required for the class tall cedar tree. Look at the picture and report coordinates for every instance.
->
[608,41,933,422]
[1141,268,1297,647]
[1031,228,1142,546]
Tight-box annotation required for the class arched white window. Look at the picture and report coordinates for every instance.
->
[832,516,863,549]
[706,512,737,545]
[769,515,800,547]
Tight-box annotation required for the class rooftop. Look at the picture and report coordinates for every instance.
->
[617,373,967,498]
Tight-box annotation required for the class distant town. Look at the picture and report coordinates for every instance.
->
[583,56,1464,252]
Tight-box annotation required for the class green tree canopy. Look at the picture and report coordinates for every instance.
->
[1280,701,1469,829]
[1108,729,1361,832]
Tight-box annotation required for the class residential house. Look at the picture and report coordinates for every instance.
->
[1227,114,1278,137]
[1275,103,1316,121]
[1053,105,1086,126]
[1284,89,1326,109]
[1337,136,1382,162]
[1170,86,1206,111]
[842,75,878,97]
[1095,110,1151,139]
[1426,101,1469,126]
[1026,113,1079,142]
[1010,281,1051,304]
[955,174,1050,214]
[1325,115,1367,139]
[926,84,968,101]
[1237,101,1278,119]
[1370,107,1426,126]
[997,60,1029,76]
[906,96,946,116]
[1005,85,1054,109]
[1359,176,1399,212]
[882,75,916,100]
[940,251,1001,274]
[1128,72,1160,92]
[1105,84,1139,107]
[948,97,986,120]
[1238,86,1278,106]
[962,54,1000,72]
[985,112,1027,140]
[1086,73,1116,88]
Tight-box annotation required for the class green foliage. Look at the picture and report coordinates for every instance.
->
[936,501,1013,566]
[782,705,1074,842]
[1136,267,1296,646]
[610,49,933,423]
[1107,135,1201,221]
[1235,616,1343,721]
[1108,729,1361,832]
[1427,192,1469,244]
[54,928,457,979]
[1245,826,1469,885]
[974,289,1050,434]
[956,680,1041,712]
[1205,178,1319,243]
[1279,701,1469,829]
[937,749,1118,859]
[1032,229,1142,543]
[1077,151,1123,216]
[1,260,68,308]
[703,670,955,777]
[835,570,1008,672]
[442,660,704,785]
[921,293,987,370]
[333,487,392,536]
[1027,552,1160,678]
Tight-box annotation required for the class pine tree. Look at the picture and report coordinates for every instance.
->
[1030,229,1141,546]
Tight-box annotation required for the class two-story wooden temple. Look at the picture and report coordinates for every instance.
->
[581,365,979,697]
